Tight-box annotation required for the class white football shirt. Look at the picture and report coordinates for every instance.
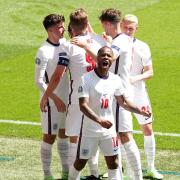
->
[131,38,152,93]
[35,38,69,106]
[110,33,133,97]
[79,70,125,137]
[58,33,106,104]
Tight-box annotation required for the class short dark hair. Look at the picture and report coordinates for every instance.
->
[97,46,113,56]
[99,8,122,24]
[43,14,65,30]
[69,8,88,33]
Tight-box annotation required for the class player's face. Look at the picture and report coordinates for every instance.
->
[97,47,114,70]
[101,21,112,36]
[49,22,65,39]
[121,21,137,37]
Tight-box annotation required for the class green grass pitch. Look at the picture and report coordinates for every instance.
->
[0,0,180,179]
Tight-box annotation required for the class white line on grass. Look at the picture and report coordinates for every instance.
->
[1,119,180,137]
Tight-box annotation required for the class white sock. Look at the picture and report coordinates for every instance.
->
[108,168,121,180]
[57,137,69,172]
[41,141,53,177]
[144,134,155,170]
[118,148,123,180]
[123,140,142,180]
[68,143,78,168]
[88,149,99,177]
[120,144,133,178]
[68,165,80,180]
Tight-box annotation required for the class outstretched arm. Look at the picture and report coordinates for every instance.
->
[116,95,151,117]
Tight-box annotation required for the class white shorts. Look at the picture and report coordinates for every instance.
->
[65,104,83,136]
[41,105,66,135]
[113,101,133,132]
[78,134,119,159]
[133,92,153,125]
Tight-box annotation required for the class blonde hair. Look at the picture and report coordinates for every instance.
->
[123,14,138,24]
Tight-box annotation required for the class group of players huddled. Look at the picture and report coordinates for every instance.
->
[35,8,163,180]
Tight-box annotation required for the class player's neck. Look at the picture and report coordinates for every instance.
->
[48,34,60,45]
[111,27,121,39]
[94,68,109,79]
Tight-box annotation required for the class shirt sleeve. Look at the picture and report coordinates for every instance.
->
[141,43,152,66]
[78,76,90,98]
[34,49,48,92]
[57,44,70,66]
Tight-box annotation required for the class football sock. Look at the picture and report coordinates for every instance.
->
[124,140,143,180]
[144,134,155,170]
[68,142,78,168]
[88,149,99,177]
[120,144,133,177]
[41,141,53,177]
[68,165,80,180]
[108,168,121,180]
[57,137,69,172]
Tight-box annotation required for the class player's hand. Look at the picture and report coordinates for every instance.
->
[71,37,87,49]
[53,96,66,112]
[129,76,137,84]
[102,32,112,44]
[40,95,48,112]
[98,119,113,129]
[140,109,151,118]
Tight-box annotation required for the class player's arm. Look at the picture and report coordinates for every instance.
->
[79,97,112,129]
[115,95,151,117]
[34,53,64,108]
[40,65,67,112]
[130,65,153,84]
[35,55,48,92]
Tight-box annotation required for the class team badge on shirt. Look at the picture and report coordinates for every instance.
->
[78,86,83,93]
[81,149,89,156]
[53,123,58,130]
[35,57,41,65]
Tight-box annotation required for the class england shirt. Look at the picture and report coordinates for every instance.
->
[35,38,69,106]
[57,33,106,104]
[130,38,152,93]
[79,70,125,137]
[110,33,133,97]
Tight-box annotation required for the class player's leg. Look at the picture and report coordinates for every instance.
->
[118,107,143,180]
[87,149,100,179]
[100,134,123,180]
[41,106,60,180]
[57,128,69,179]
[69,136,98,179]
[134,94,163,179]
[41,134,56,180]
[141,123,163,179]
[66,104,83,173]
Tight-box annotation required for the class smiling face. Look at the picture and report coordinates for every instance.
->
[97,46,114,71]
[48,22,65,39]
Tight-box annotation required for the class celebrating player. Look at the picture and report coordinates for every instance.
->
[68,46,151,180]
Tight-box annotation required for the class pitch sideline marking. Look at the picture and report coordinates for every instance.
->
[0,119,180,137]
